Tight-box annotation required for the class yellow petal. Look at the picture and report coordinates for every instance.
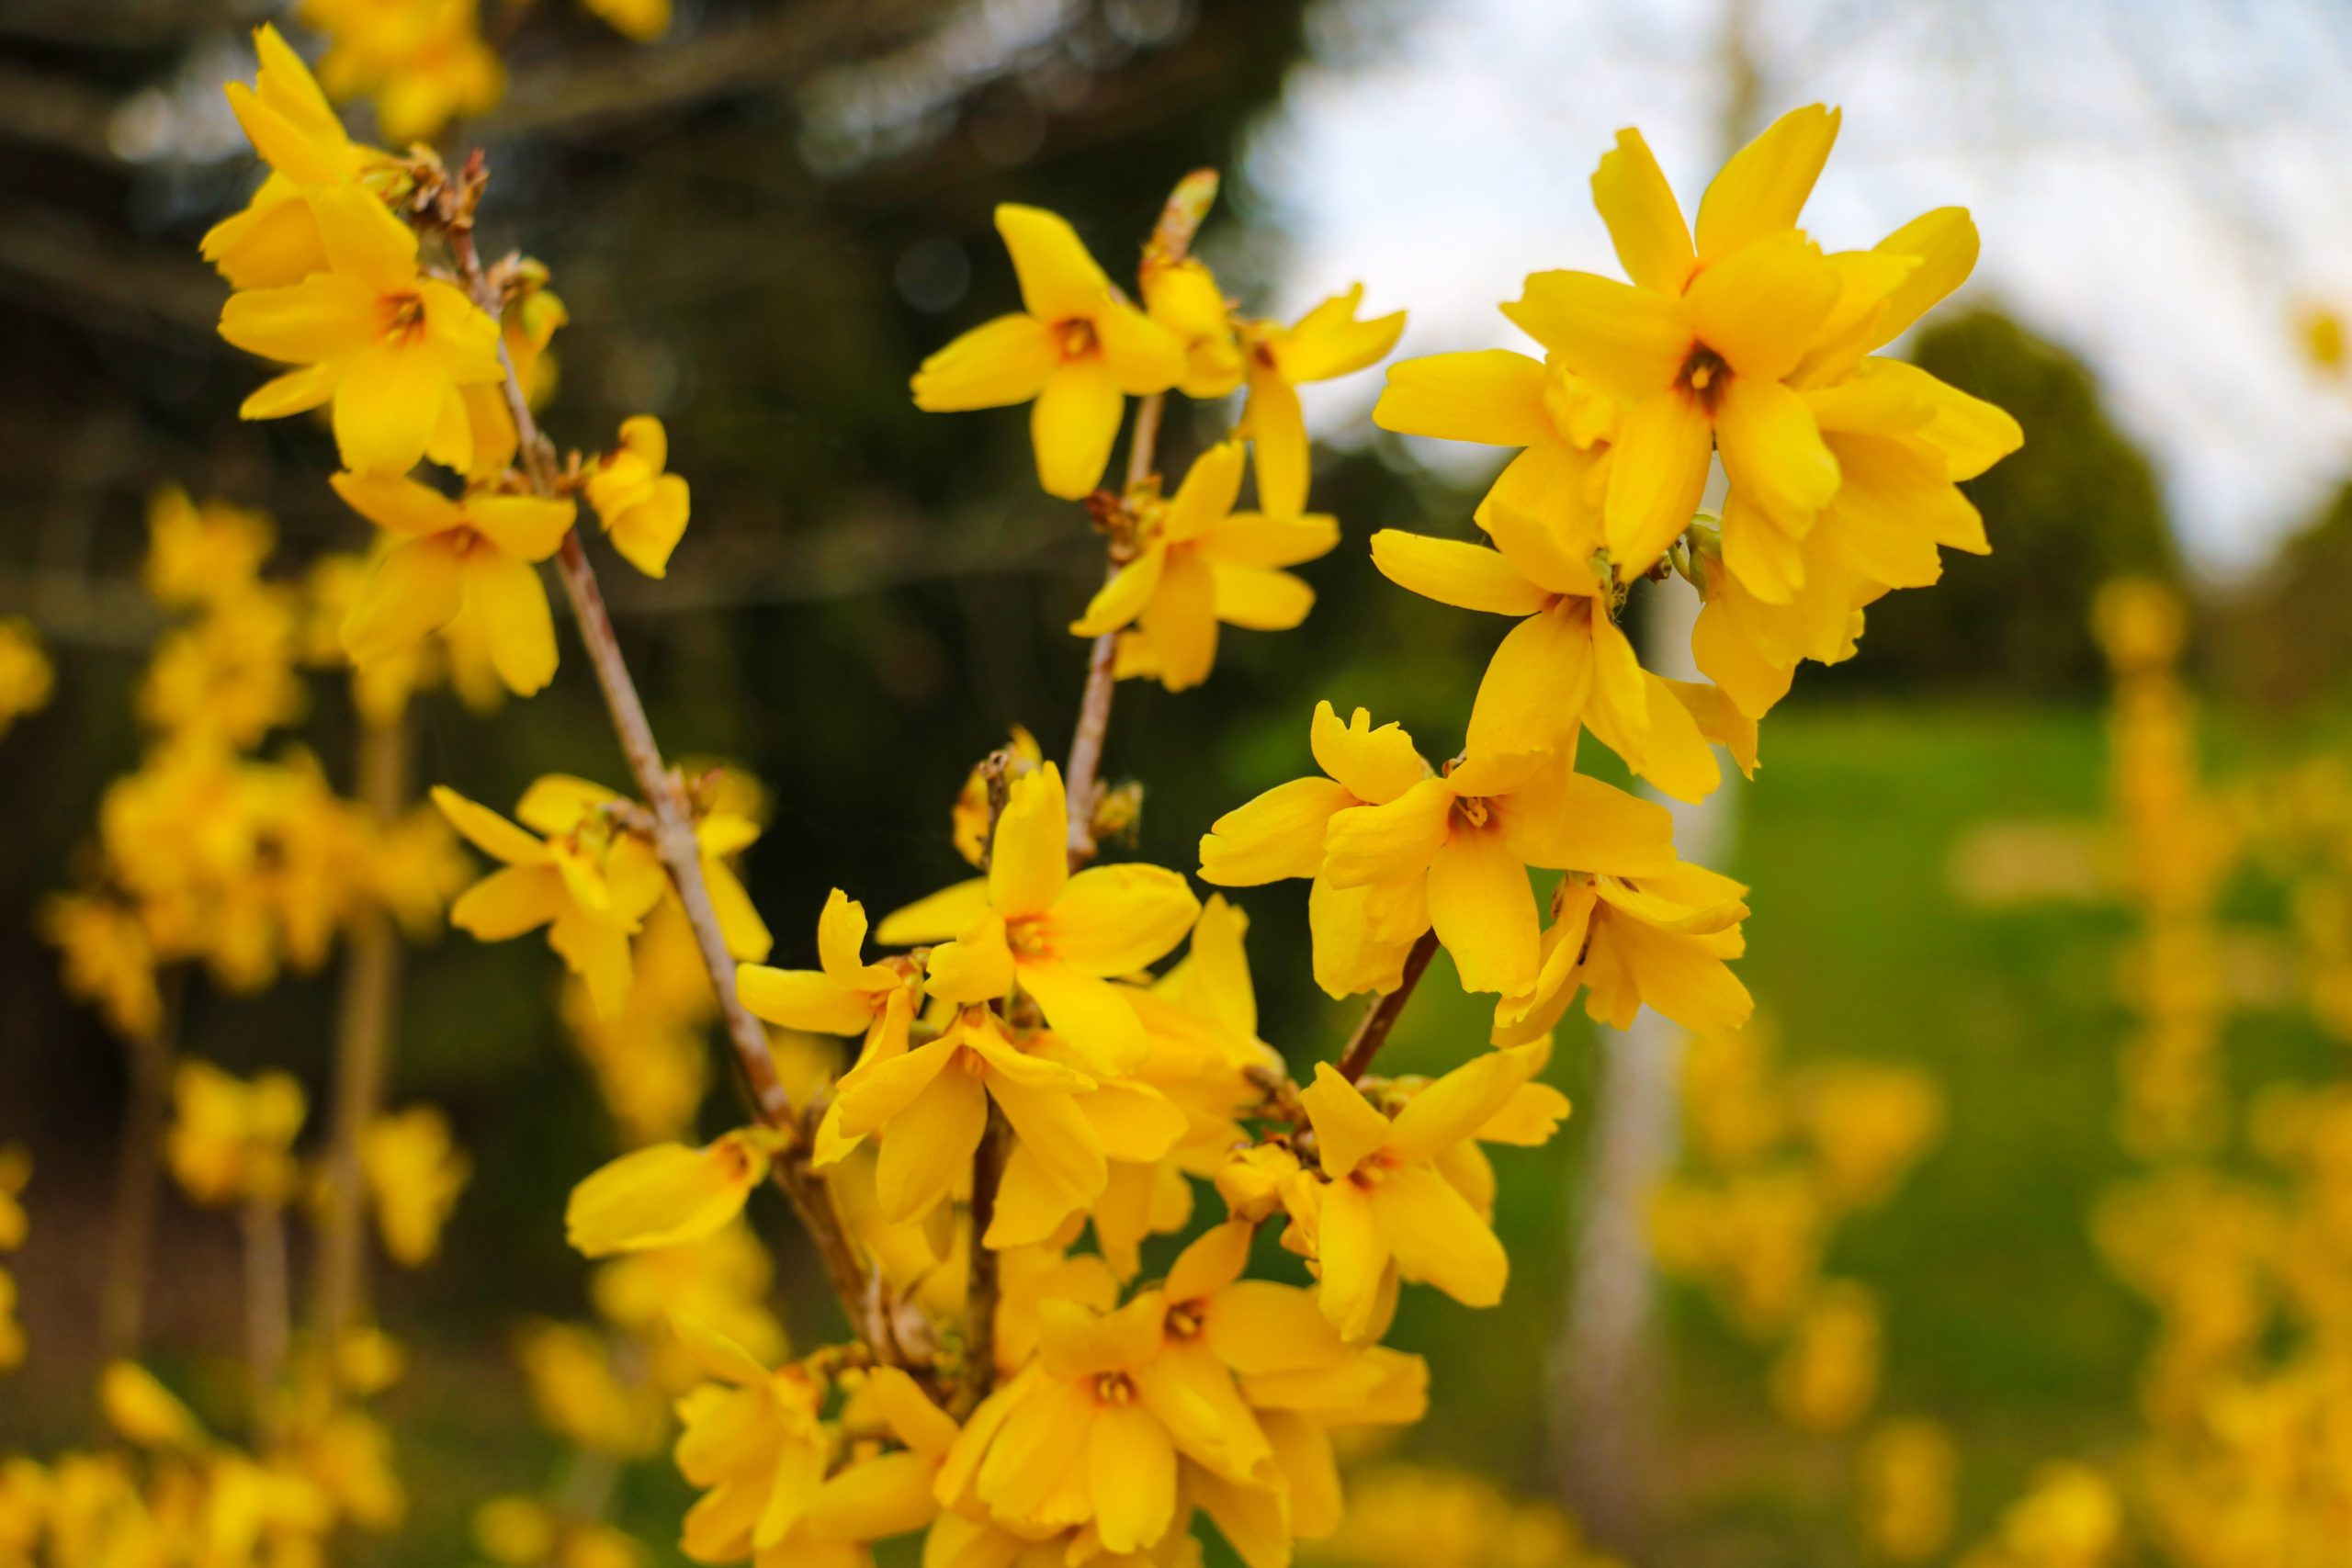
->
[1374,1164,1508,1306]
[1087,1404,1177,1553]
[431,784,548,864]
[1162,439,1248,542]
[1206,1281,1346,1376]
[996,204,1111,324]
[1243,365,1309,518]
[1503,270,1688,404]
[1368,530,1548,615]
[1273,284,1405,383]
[1499,761,1676,875]
[330,469,462,536]
[1198,776,1352,886]
[1045,864,1199,975]
[1602,389,1713,568]
[1299,1063,1390,1179]
[925,911,1017,1003]
[1425,827,1537,997]
[1320,778,1453,889]
[343,534,463,668]
[1094,299,1187,395]
[333,342,445,475]
[1198,510,1339,570]
[467,494,577,561]
[460,547,557,697]
[989,763,1069,919]
[833,1037,962,1140]
[1209,563,1313,631]
[1309,700,1427,805]
[1373,349,1551,446]
[803,1450,940,1541]
[1069,545,1166,638]
[1031,360,1124,500]
[1314,1179,1390,1341]
[987,1075,1105,1212]
[1694,103,1841,260]
[876,877,989,945]
[1138,546,1217,692]
[1593,128,1695,294]
[565,1133,768,1257]
[738,966,870,1033]
[1384,1041,1548,1165]
[1465,601,1592,758]
[449,864,564,939]
[219,271,378,363]
[911,313,1057,411]
[1015,959,1145,1074]
[876,1068,988,1224]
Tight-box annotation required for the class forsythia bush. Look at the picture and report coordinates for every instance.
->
[3,22,2020,1568]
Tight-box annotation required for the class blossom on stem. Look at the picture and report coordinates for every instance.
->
[879,764,1199,1070]
[219,186,503,475]
[566,1130,785,1258]
[911,206,1183,500]
[1072,440,1338,692]
[1494,860,1753,1041]
[584,416,692,579]
[1239,286,1406,518]
[332,471,573,697]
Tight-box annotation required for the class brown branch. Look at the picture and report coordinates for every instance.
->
[312,713,411,1350]
[956,1111,1005,1416]
[447,222,897,1368]
[1337,931,1440,1083]
[100,974,179,1361]
[242,1195,290,1445]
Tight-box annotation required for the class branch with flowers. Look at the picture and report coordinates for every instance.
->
[167,28,2022,1567]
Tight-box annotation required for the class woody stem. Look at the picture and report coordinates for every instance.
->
[449,222,894,1367]
[1337,930,1441,1082]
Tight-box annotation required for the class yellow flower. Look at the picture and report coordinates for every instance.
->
[1071,439,1339,692]
[1373,347,1614,526]
[1495,860,1752,1039]
[1859,1418,1958,1562]
[219,186,503,475]
[671,1318,956,1567]
[1508,107,1848,570]
[739,891,920,1107]
[300,0,503,143]
[166,1058,306,1207]
[1238,286,1407,518]
[880,763,1199,1069]
[144,487,275,607]
[0,1272,19,1371]
[1283,1043,1554,1338]
[43,893,164,1040]
[1369,509,1727,800]
[201,24,398,291]
[1141,254,1243,398]
[434,779,666,1017]
[1770,1280,1880,1434]
[820,1004,1099,1232]
[584,417,692,578]
[1319,745,1676,998]
[100,1361,207,1449]
[0,1146,27,1254]
[514,1320,665,1457]
[911,205,1184,499]
[566,1128,784,1258]
[1197,701,1435,998]
[359,1105,469,1266]
[936,1292,1274,1552]
[333,471,574,697]
[0,618,52,741]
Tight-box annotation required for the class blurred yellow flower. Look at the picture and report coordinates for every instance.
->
[0,619,52,742]
[1238,284,1404,519]
[165,1058,307,1208]
[359,1104,469,1265]
[566,1129,783,1258]
[584,416,692,578]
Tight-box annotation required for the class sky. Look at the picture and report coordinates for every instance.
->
[1238,0,2352,576]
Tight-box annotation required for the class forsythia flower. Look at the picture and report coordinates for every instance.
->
[1495,861,1752,1038]
[1859,1419,1958,1562]
[1072,438,1339,692]
[738,891,920,1094]
[1282,1045,1563,1337]
[166,1059,307,1207]
[201,25,398,291]
[582,0,673,41]
[434,779,664,1017]
[879,763,1199,1068]
[566,1129,786,1258]
[333,471,575,697]
[359,1105,470,1265]
[219,186,503,475]
[300,0,503,143]
[911,206,1183,500]
[0,618,52,741]
[43,893,164,1040]
[1317,739,1676,998]
[1238,284,1406,518]
[1506,107,1850,570]
[1198,701,1435,998]
[584,417,692,579]
[1141,253,1243,398]
[671,1320,956,1567]
[145,487,277,607]
[1372,347,1615,525]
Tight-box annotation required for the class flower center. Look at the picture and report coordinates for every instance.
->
[381,290,428,345]
[1094,1371,1136,1405]
[1678,344,1731,414]
[1453,795,1492,829]
[1164,1302,1205,1341]
[1057,318,1099,360]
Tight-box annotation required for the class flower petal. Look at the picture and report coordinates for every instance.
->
[1425,828,1538,997]
[1592,128,1694,294]
[1373,349,1551,446]
[1694,103,1841,260]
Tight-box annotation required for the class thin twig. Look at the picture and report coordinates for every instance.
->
[313,712,411,1351]
[957,1112,1004,1416]
[100,972,179,1361]
[1337,931,1440,1083]
[447,220,895,1367]
[242,1196,290,1446]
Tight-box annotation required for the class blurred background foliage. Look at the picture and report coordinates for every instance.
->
[3,2,2346,1565]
